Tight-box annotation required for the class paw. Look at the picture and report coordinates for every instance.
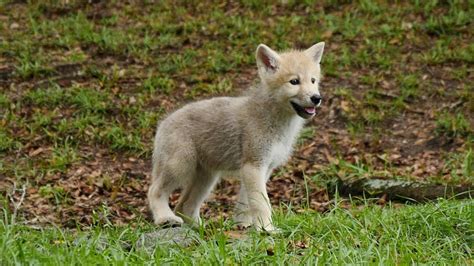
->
[234,213,252,228]
[257,224,281,234]
[154,215,184,227]
[178,214,202,227]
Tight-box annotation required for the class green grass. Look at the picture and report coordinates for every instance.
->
[142,74,176,94]
[441,148,474,184]
[0,199,471,264]
[0,130,16,152]
[436,112,473,138]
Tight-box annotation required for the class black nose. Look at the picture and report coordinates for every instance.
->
[310,95,322,106]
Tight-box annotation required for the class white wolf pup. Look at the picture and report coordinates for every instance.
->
[148,42,325,231]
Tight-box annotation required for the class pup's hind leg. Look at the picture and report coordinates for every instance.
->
[175,169,219,226]
[147,170,183,226]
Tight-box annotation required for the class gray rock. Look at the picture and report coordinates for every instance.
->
[136,226,201,251]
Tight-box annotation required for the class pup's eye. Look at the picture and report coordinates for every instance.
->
[311,78,316,84]
[289,79,300,85]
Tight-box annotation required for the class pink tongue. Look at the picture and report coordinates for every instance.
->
[304,107,316,114]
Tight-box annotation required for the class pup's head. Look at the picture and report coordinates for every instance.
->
[256,42,325,119]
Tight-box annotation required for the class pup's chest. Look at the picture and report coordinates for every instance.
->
[262,118,304,169]
[268,140,293,168]
[269,142,292,168]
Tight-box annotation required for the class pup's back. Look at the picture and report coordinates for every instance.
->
[154,96,248,173]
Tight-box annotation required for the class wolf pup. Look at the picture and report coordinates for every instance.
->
[148,42,325,231]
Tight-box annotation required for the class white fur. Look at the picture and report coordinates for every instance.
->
[148,42,325,231]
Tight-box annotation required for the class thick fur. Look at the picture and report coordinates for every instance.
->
[148,42,325,231]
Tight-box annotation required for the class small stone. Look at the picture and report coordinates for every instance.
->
[401,22,413,30]
[136,226,200,252]
[10,22,19,29]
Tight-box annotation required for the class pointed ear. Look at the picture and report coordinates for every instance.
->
[304,42,325,64]
[256,44,280,73]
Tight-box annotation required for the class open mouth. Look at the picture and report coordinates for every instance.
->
[290,101,316,119]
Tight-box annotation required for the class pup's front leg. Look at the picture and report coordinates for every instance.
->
[234,184,252,227]
[240,164,275,231]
